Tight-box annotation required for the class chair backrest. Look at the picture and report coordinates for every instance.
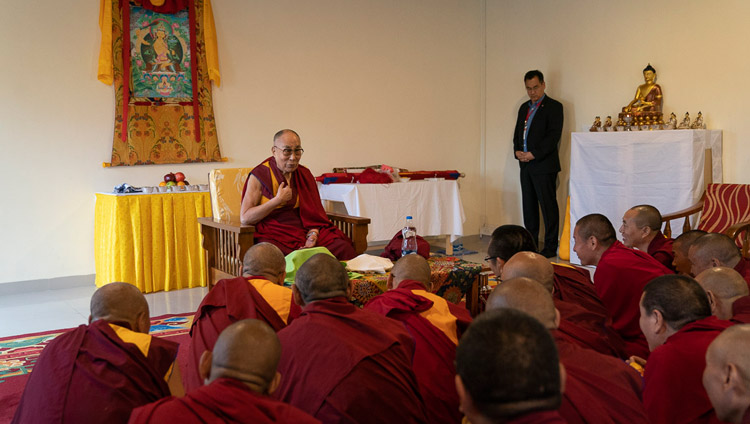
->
[697,183,750,233]
[208,168,253,221]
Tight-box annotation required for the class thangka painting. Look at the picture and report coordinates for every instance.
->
[97,0,223,166]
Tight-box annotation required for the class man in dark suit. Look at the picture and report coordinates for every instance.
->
[513,70,564,258]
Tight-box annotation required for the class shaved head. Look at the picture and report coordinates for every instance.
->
[209,319,281,392]
[90,282,149,332]
[690,233,742,276]
[696,267,749,320]
[576,214,617,248]
[696,267,749,300]
[629,205,662,231]
[500,252,555,293]
[673,230,708,275]
[390,254,431,288]
[294,253,349,303]
[486,277,557,329]
[242,242,286,279]
[703,324,750,423]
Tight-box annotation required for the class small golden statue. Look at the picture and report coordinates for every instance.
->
[618,64,664,127]
[665,112,677,129]
[690,111,706,129]
[678,112,691,129]
[604,116,613,131]
[590,116,602,132]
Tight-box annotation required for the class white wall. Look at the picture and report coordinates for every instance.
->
[484,0,750,231]
[0,0,483,284]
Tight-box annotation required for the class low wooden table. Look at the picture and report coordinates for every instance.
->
[348,256,483,315]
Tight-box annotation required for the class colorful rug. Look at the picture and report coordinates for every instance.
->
[0,312,194,424]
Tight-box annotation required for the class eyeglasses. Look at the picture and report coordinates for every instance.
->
[484,256,498,262]
[274,146,304,157]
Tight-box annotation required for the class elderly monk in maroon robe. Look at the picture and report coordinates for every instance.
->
[12,283,182,424]
[633,274,733,424]
[273,253,428,423]
[364,255,472,424]
[573,213,672,358]
[457,308,566,423]
[240,129,355,260]
[690,233,750,288]
[488,278,648,424]
[673,229,708,275]
[695,267,750,324]
[130,320,320,424]
[703,324,750,424]
[620,204,676,271]
[185,243,301,391]
[487,224,609,318]
[501,251,627,358]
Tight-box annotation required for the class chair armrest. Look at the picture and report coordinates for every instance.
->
[661,200,705,222]
[726,220,750,258]
[326,212,371,225]
[198,217,255,233]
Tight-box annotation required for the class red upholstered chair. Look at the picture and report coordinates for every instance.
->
[662,183,750,257]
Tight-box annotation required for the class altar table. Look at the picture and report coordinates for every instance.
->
[568,129,722,264]
[94,191,211,293]
[318,180,466,247]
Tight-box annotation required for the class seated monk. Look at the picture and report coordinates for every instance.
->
[703,324,750,424]
[129,319,320,423]
[634,275,733,424]
[689,232,750,287]
[672,229,708,275]
[364,255,472,424]
[12,283,182,424]
[622,64,663,113]
[185,243,301,391]
[620,204,676,271]
[573,213,672,358]
[240,129,356,260]
[501,251,627,358]
[273,254,428,423]
[488,278,648,424]
[695,267,750,324]
[488,224,608,317]
[456,308,566,423]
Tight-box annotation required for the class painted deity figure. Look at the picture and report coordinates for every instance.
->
[623,64,663,113]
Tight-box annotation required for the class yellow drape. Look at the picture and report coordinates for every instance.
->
[95,192,211,293]
[559,196,571,261]
[97,0,220,86]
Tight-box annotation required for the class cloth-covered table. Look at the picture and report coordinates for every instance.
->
[349,256,482,309]
[568,129,722,264]
[318,180,465,245]
[95,191,211,293]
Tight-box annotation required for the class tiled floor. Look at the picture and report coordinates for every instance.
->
[0,234,507,338]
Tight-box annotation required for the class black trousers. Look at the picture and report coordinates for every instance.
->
[520,168,559,252]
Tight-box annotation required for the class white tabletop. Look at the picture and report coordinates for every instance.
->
[318,179,465,243]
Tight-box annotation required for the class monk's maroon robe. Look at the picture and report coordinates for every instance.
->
[734,257,750,288]
[643,316,733,424]
[594,241,672,358]
[732,295,750,323]
[553,331,648,424]
[244,157,356,260]
[12,320,177,424]
[364,279,472,424]
[505,410,567,423]
[552,263,607,316]
[647,231,676,272]
[129,377,320,424]
[555,299,627,359]
[274,297,428,423]
[184,276,300,392]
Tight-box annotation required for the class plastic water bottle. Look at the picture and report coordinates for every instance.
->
[401,216,418,256]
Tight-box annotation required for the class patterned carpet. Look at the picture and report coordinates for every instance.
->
[0,313,194,424]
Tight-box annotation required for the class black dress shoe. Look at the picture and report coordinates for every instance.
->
[539,249,557,259]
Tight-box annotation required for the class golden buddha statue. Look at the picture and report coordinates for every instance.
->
[618,64,664,127]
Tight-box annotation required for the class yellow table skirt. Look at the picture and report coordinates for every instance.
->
[95,192,211,293]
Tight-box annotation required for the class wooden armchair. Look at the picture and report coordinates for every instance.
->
[198,168,371,287]
[662,183,750,257]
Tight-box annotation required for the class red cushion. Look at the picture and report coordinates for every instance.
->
[697,184,750,233]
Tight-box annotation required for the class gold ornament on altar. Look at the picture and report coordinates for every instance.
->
[590,116,602,132]
[617,64,664,128]
[604,116,613,131]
